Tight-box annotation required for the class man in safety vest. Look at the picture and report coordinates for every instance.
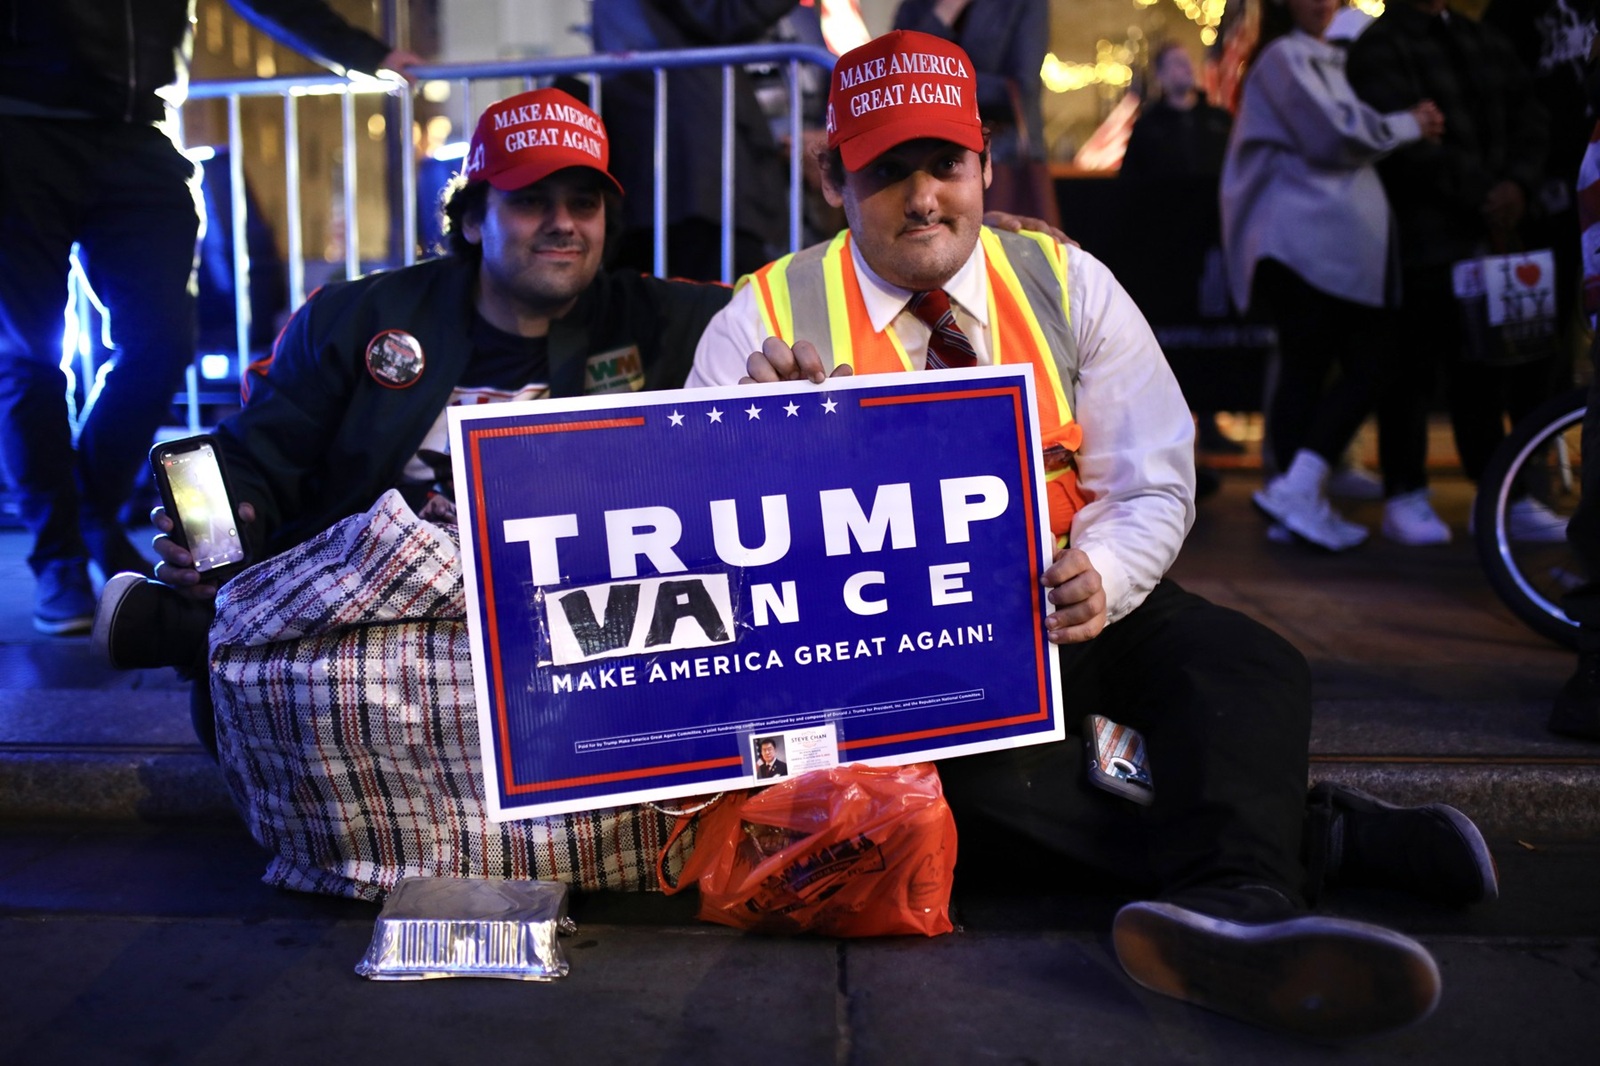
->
[688,29,1498,1041]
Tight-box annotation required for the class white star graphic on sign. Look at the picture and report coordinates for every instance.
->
[707,407,724,423]
[668,410,685,427]
[745,404,762,420]
[784,402,800,417]
[821,397,839,413]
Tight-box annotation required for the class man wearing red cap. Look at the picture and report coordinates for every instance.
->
[93,88,730,753]
[689,30,1498,1041]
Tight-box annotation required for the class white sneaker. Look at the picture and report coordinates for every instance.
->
[1328,462,1384,501]
[1253,477,1368,551]
[1507,497,1569,543]
[1382,489,1452,545]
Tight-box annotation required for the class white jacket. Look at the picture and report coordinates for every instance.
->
[1221,30,1423,310]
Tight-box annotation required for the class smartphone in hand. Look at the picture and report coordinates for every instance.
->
[149,434,249,583]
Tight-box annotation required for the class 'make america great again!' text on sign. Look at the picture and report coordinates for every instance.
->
[450,367,1062,820]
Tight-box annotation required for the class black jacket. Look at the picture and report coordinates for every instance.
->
[591,0,796,245]
[217,256,731,556]
[1483,0,1598,184]
[1119,96,1233,183]
[1347,3,1549,269]
[892,0,1050,165]
[0,0,391,123]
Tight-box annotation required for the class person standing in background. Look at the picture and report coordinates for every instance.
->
[1121,41,1241,472]
[1121,42,1234,183]
[1224,0,1443,551]
[1548,30,1600,743]
[0,1,419,635]
[1347,0,1554,547]
[1484,0,1598,350]
[591,0,799,282]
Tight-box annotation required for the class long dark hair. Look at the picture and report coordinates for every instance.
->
[1244,0,1299,77]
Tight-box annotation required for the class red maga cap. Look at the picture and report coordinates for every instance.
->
[825,30,983,172]
[464,88,623,195]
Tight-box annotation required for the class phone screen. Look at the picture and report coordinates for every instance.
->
[158,442,246,573]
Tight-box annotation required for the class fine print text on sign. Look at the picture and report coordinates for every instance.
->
[449,366,1064,821]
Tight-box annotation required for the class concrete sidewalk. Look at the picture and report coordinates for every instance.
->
[3,821,1597,1064]
[1,462,1595,836]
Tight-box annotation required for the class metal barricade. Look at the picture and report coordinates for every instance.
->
[178,44,836,404]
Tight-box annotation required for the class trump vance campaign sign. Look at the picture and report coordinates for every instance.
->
[449,366,1064,821]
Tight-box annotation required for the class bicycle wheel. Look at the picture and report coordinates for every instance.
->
[1471,386,1587,648]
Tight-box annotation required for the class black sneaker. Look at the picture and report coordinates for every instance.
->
[1308,782,1498,906]
[1550,651,1600,741]
[91,573,213,671]
[33,559,95,635]
[1113,891,1441,1040]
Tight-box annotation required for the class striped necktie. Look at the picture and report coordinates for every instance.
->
[907,289,976,370]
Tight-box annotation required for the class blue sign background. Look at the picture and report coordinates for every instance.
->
[450,367,1063,819]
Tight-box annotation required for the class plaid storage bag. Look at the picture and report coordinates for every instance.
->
[209,489,687,901]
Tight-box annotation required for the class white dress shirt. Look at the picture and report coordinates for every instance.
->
[687,235,1197,624]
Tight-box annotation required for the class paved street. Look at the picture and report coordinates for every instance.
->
[3,821,1597,1064]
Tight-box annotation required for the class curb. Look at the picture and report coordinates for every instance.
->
[0,750,236,823]
[1310,758,1600,839]
[4,748,1599,839]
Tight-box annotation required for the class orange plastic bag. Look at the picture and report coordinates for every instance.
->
[659,763,957,937]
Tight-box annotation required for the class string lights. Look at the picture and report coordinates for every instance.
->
[1041,0,1385,93]
[1041,39,1133,93]
[1171,0,1228,46]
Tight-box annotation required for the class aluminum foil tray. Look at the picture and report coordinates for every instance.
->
[355,876,573,981]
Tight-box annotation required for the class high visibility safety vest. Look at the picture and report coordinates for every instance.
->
[742,225,1087,540]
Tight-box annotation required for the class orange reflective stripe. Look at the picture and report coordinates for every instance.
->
[984,257,1064,429]
[1043,421,1082,454]
[746,264,791,344]
[827,236,912,373]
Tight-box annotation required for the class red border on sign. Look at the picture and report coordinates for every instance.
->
[467,416,653,794]
[467,386,1052,799]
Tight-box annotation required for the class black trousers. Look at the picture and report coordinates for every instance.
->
[1562,331,1600,644]
[0,116,200,573]
[937,580,1314,906]
[1254,259,1386,473]
[1380,266,1561,494]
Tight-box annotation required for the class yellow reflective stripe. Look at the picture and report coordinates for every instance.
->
[753,252,797,344]
[1056,243,1072,328]
[734,273,770,338]
[820,232,855,369]
[981,228,1073,421]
